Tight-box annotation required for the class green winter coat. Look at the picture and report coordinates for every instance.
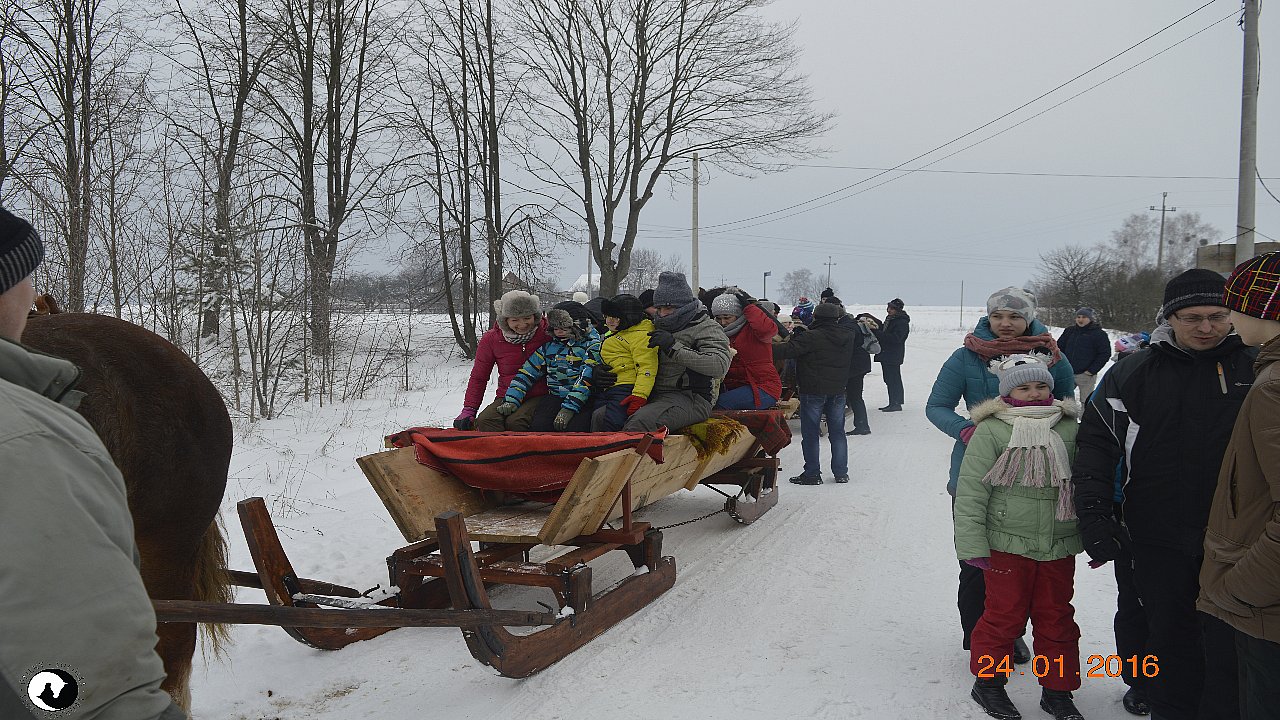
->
[954,397,1084,562]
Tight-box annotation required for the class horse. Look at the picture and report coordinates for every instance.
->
[22,309,233,711]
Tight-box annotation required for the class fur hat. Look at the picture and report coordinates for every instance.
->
[989,352,1055,396]
[572,291,590,304]
[652,271,695,308]
[1161,268,1226,319]
[888,298,905,311]
[812,301,844,321]
[495,289,541,320]
[1075,306,1097,322]
[548,301,594,339]
[710,293,742,317]
[601,294,647,330]
[986,287,1037,323]
[0,206,44,294]
[1223,252,1280,321]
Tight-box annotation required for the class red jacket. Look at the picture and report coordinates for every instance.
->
[462,320,550,410]
[723,304,783,406]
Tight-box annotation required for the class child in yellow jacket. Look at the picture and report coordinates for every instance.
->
[592,294,659,431]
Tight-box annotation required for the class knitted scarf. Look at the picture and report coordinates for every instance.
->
[653,297,705,332]
[982,401,1076,521]
[963,332,1062,365]
[500,318,539,345]
[721,314,748,338]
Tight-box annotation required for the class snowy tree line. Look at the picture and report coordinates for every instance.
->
[1031,211,1221,332]
[0,0,827,419]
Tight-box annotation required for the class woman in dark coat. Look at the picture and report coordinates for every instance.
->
[874,298,910,411]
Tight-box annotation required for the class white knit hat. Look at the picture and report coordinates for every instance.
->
[989,353,1055,396]
[710,293,742,317]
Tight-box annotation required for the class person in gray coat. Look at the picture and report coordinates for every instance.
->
[0,207,186,720]
[623,271,731,432]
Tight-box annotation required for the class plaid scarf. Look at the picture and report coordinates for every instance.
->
[500,319,538,345]
[963,332,1062,365]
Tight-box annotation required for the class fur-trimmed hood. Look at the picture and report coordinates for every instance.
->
[969,396,1081,424]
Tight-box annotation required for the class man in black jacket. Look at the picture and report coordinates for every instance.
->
[1056,306,1110,400]
[875,298,910,411]
[774,301,854,484]
[1072,269,1255,720]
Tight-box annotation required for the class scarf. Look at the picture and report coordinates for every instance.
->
[500,318,539,346]
[964,332,1062,365]
[721,314,748,338]
[653,297,705,332]
[982,401,1076,521]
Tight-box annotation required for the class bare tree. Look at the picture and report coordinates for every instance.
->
[624,246,681,294]
[516,0,831,296]
[778,267,820,303]
[1030,245,1109,327]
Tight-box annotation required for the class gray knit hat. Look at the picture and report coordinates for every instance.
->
[710,293,742,317]
[813,301,844,320]
[989,353,1055,396]
[0,207,44,294]
[652,271,695,307]
[494,289,541,319]
[1075,306,1097,322]
[986,287,1037,322]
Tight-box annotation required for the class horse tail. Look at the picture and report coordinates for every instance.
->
[194,515,234,657]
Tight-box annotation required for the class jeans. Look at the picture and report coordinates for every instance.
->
[881,362,904,406]
[798,393,847,477]
[715,385,777,411]
[1236,630,1280,720]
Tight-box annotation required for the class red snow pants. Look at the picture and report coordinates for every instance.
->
[969,550,1081,691]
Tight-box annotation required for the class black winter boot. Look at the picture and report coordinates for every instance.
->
[1121,687,1150,716]
[971,678,1021,720]
[1039,689,1084,720]
[1012,636,1031,664]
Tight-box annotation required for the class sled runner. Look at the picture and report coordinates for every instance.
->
[158,410,789,677]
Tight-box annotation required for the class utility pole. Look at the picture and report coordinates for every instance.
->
[1149,192,1176,272]
[691,153,700,290]
[1236,0,1260,265]
[823,255,836,288]
[762,270,771,298]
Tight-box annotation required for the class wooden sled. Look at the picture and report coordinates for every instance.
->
[157,417,787,677]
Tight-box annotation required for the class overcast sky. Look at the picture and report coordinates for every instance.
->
[566,0,1278,307]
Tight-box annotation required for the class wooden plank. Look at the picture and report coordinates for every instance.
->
[357,447,498,542]
[463,506,551,543]
[152,599,555,628]
[539,451,639,545]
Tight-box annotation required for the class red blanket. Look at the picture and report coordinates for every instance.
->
[386,428,667,502]
[709,408,792,456]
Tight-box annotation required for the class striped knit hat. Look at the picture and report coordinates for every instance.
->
[1224,251,1280,321]
[1161,268,1226,318]
[0,206,43,294]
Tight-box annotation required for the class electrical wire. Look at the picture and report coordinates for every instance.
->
[683,0,1226,234]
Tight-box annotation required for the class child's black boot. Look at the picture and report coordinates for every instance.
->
[1039,688,1084,720]
[971,677,1021,720]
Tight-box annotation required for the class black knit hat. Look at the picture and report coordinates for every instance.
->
[601,294,647,331]
[638,288,655,309]
[820,287,835,299]
[0,206,44,294]
[1161,268,1227,318]
[888,298,905,311]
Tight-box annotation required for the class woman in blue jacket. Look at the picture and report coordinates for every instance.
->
[926,287,1076,659]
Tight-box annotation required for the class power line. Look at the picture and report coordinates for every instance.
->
[673,1,1228,235]
[786,164,1277,181]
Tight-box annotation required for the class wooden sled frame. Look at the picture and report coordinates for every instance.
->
[156,419,787,677]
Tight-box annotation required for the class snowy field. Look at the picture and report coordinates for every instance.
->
[191,305,1135,719]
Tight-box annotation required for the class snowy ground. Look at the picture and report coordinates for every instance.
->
[191,306,1134,719]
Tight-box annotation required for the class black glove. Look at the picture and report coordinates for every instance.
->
[592,362,617,391]
[648,329,676,352]
[1078,511,1129,565]
[728,286,756,307]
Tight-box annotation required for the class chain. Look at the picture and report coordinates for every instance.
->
[653,508,726,530]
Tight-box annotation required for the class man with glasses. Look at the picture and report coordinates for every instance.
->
[1072,268,1255,720]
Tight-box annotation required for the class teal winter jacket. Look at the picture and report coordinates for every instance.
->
[954,397,1084,562]
[504,331,602,413]
[926,317,1076,494]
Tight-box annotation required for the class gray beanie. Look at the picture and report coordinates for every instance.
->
[0,206,44,294]
[1075,306,1097,322]
[989,353,1055,396]
[710,293,742,317]
[494,289,541,319]
[986,287,1037,323]
[652,271,695,307]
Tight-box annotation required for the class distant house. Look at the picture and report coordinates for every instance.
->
[502,272,533,293]
[570,273,601,294]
